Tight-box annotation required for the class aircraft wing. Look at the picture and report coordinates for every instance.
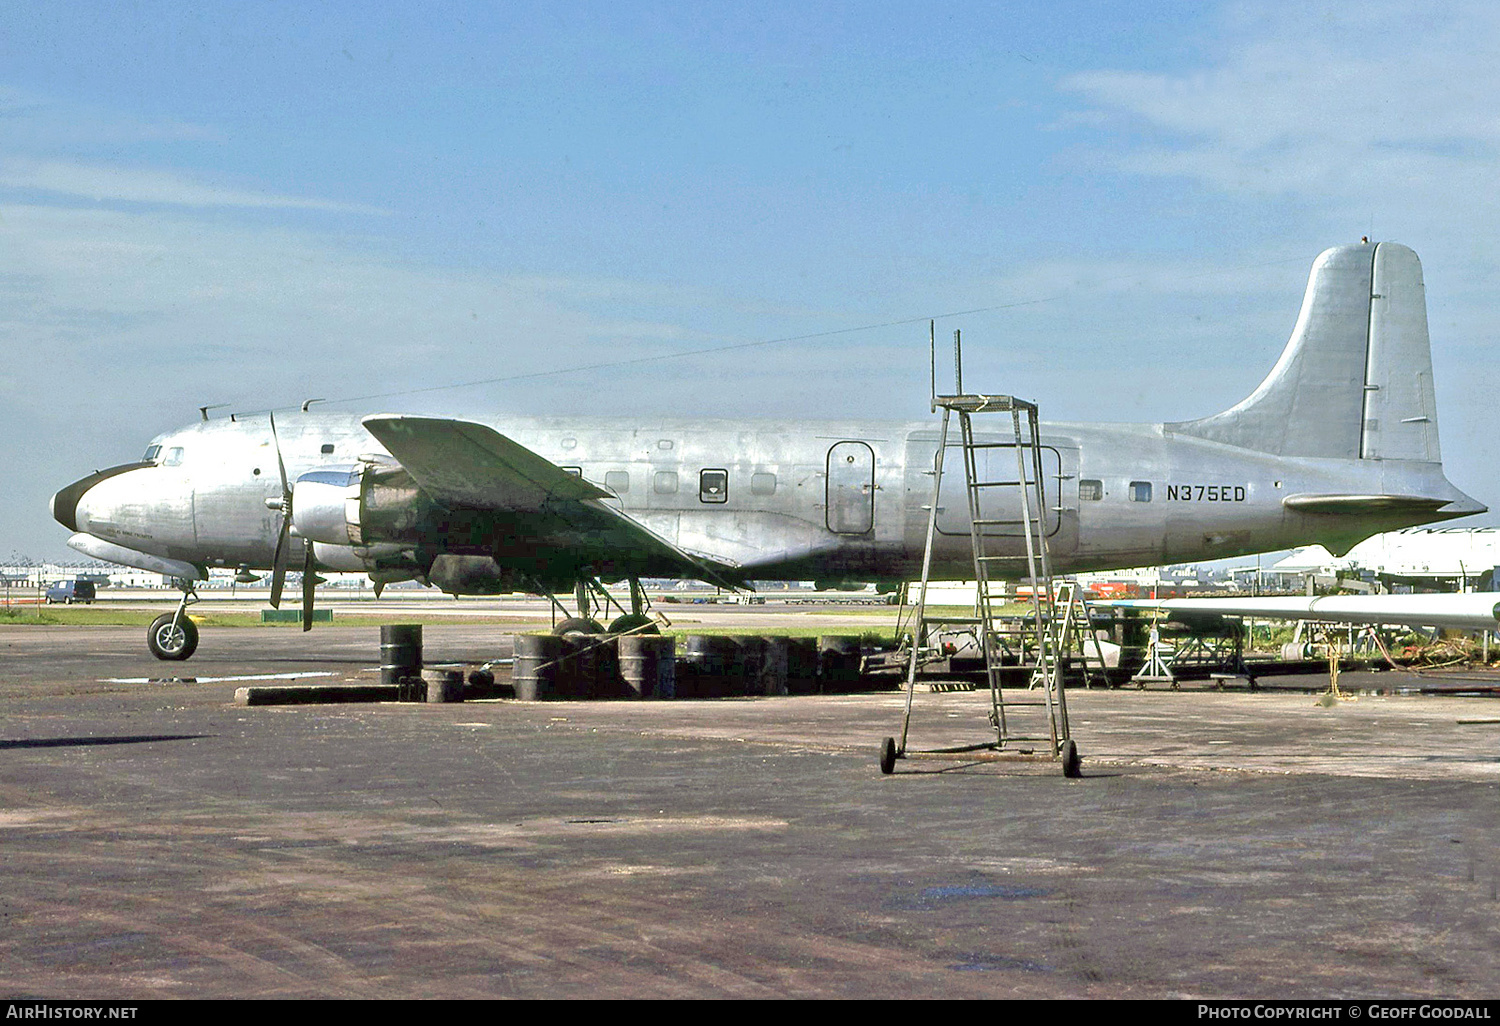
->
[362,414,743,588]
[363,414,613,510]
[1106,594,1500,631]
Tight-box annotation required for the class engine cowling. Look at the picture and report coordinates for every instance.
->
[291,463,436,547]
[309,540,416,574]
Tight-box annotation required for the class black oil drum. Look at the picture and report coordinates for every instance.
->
[755,636,789,696]
[619,635,676,698]
[380,624,422,687]
[681,634,739,698]
[818,635,862,691]
[786,637,819,694]
[513,634,566,701]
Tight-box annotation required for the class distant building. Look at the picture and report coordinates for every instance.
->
[1272,527,1500,591]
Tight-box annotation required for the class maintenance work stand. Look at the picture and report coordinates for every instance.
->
[881,328,1082,777]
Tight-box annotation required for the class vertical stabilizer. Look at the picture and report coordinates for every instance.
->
[1169,242,1441,462]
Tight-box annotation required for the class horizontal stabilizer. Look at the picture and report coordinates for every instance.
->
[1281,494,1453,515]
[1108,594,1500,631]
[362,415,610,511]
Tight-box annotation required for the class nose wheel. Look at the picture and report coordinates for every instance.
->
[148,613,199,661]
[147,579,201,661]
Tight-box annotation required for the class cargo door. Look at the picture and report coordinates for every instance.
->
[935,440,1062,538]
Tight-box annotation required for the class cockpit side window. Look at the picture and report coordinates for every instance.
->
[161,447,185,467]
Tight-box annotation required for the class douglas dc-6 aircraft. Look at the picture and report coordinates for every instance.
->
[51,241,1485,660]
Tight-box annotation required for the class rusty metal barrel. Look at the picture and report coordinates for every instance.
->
[754,636,789,696]
[619,635,676,698]
[380,625,422,686]
[593,634,623,697]
[735,636,764,696]
[513,634,566,701]
[818,635,862,691]
[786,637,819,694]
[681,634,739,698]
[559,634,617,698]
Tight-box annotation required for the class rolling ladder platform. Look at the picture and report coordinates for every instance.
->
[880,329,1081,777]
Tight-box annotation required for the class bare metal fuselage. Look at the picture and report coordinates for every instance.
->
[56,243,1489,599]
[64,409,1476,587]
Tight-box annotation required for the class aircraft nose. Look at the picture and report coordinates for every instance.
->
[50,461,156,533]
[51,474,96,532]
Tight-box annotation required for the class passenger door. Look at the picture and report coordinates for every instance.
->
[826,441,874,534]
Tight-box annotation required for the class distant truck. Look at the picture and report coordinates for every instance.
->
[45,579,96,604]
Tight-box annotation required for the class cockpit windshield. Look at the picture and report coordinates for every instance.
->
[142,444,162,463]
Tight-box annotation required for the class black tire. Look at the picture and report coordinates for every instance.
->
[552,616,604,636]
[879,736,898,775]
[1060,739,1081,778]
[148,613,198,661]
[607,613,658,636]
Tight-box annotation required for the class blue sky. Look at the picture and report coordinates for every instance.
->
[5,2,1498,561]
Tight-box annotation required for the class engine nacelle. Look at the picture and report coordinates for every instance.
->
[309,540,416,573]
[292,463,436,547]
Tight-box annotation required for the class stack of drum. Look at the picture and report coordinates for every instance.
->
[510,632,867,700]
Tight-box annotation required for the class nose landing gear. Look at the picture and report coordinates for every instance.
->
[147,581,199,661]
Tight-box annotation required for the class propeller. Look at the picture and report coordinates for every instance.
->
[301,542,325,632]
[266,412,294,609]
[265,411,323,630]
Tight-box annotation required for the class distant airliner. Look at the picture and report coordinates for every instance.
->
[51,241,1484,659]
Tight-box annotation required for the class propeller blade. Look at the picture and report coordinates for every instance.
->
[269,520,290,608]
[266,410,296,610]
[301,541,316,631]
[269,410,291,497]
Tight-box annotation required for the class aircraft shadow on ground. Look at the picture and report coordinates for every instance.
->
[0,734,210,749]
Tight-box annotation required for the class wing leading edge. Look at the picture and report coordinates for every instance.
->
[361,415,743,589]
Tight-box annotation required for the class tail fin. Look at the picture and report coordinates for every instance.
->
[1169,241,1440,462]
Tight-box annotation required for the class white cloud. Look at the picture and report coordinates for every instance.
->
[0,159,390,214]
[1059,3,1500,226]
[0,85,221,145]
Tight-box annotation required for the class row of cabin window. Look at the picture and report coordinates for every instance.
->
[1079,480,1154,502]
[560,467,777,503]
[143,442,341,466]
